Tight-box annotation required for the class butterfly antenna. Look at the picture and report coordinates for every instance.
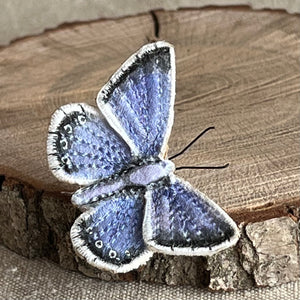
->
[169,126,215,160]
[176,163,229,171]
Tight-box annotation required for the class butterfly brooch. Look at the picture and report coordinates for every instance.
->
[47,41,239,273]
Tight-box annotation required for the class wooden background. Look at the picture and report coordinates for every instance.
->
[0,7,299,289]
[1,8,299,220]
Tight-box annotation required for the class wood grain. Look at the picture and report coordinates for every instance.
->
[0,7,299,289]
[0,14,155,191]
[156,9,300,216]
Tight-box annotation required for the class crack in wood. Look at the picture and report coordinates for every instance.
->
[0,175,5,192]
[150,10,160,39]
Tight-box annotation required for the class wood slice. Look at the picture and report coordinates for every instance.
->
[0,7,299,290]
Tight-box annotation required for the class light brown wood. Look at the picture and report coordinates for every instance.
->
[0,7,299,289]
[0,8,299,217]
[0,14,155,192]
[156,9,300,217]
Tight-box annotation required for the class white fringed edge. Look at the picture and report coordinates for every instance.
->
[47,103,102,186]
[97,41,176,159]
[143,173,240,256]
[70,207,153,273]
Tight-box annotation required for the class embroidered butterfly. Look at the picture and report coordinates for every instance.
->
[47,41,239,273]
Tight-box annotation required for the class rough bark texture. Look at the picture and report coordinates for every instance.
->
[0,7,299,290]
[0,178,299,290]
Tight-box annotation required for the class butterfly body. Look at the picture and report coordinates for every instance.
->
[47,41,239,273]
[72,159,174,209]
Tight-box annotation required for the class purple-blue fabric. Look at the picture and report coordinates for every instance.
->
[149,178,235,249]
[78,188,146,266]
[55,109,132,182]
[103,47,172,157]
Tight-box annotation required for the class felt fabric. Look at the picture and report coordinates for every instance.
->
[1,246,299,300]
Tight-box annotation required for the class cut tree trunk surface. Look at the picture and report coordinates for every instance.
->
[0,7,299,290]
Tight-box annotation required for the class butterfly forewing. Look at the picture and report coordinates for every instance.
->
[47,103,133,185]
[97,41,175,159]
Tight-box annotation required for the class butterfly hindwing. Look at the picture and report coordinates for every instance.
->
[71,187,152,273]
[47,103,133,185]
[143,174,240,256]
[97,41,175,158]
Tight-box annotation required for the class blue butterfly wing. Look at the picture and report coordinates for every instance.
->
[143,175,240,255]
[47,103,133,185]
[97,41,175,159]
[71,188,152,273]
